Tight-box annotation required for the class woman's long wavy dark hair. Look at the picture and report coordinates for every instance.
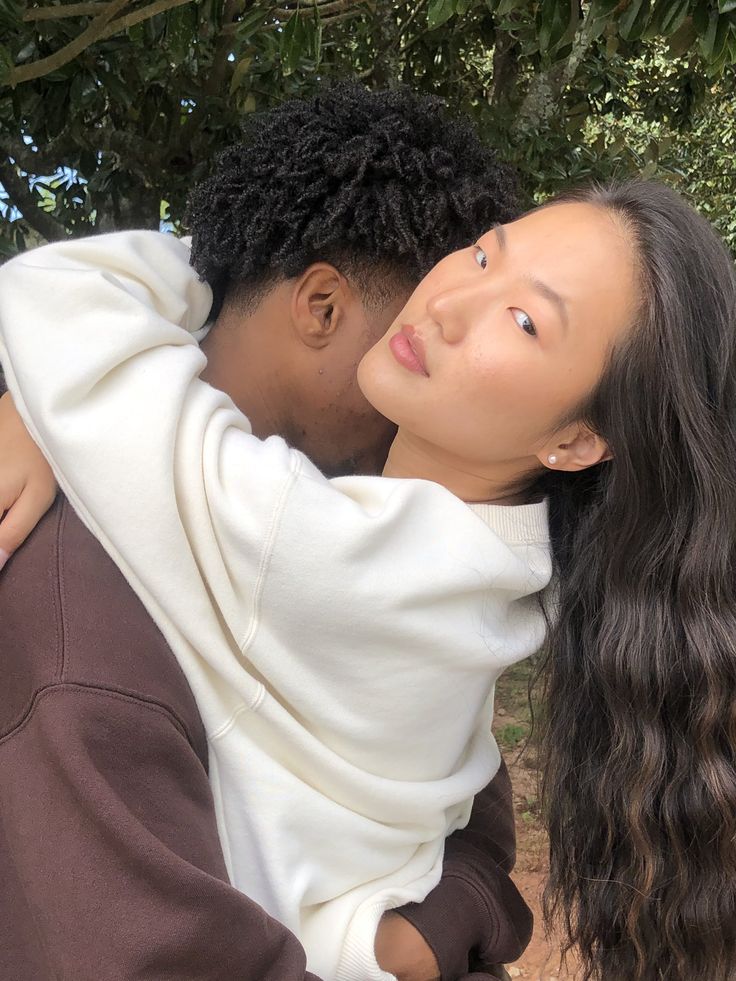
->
[532,181,736,980]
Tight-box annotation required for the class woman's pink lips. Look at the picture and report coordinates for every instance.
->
[388,324,429,376]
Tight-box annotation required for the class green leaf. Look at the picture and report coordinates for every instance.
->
[97,69,133,107]
[643,138,659,163]
[292,10,321,70]
[648,0,690,36]
[428,0,456,30]
[537,0,555,52]
[693,0,711,36]
[641,159,658,179]
[559,0,582,48]
[281,10,300,74]
[666,17,697,56]
[713,15,734,61]
[14,41,36,65]
[589,0,621,13]
[0,43,13,86]
[456,0,474,13]
[538,0,579,53]
[0,235,19,260]
[70,70,98,109]
[701,9,719,57]
[165,3,198,64]
[229,54,253,94]
[719,0,736,12]
[493,0,527,15]
[699,10,730,61]
[618,0,652,41]
[281,10,308,76]
[311,12,323,67]
[236,6,272,41]
[0,0,22,32]
[42,82,71,138]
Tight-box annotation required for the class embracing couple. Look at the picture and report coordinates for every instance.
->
[1,83,735,981]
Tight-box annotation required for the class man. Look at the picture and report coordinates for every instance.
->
[0,85,528,980]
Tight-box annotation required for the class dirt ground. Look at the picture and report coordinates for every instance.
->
[491,663,579,981]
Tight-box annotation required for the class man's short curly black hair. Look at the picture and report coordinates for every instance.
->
[186,82,520,316]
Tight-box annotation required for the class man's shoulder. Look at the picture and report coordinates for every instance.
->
[0,496,208,764]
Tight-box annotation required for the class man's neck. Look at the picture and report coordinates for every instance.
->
[200,313,299,444]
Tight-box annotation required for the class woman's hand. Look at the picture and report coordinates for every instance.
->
[374,911,440,981]
[0,391,58,570]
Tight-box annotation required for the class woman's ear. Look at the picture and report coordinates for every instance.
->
[538,425,612,472]
[290,263,349,350]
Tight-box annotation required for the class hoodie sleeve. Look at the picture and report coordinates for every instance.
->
[393,761,532,979]
[0,230,308,654]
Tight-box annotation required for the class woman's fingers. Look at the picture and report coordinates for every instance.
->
[0,393,60,571]
[0,484,56,570]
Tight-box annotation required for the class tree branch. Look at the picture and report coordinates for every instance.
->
[0,155,67,242]
[558,3,602,93]
[490,27,519,109]
[23,3,113,22]
[171,1,248,158]
[98,0,198,40]
[0,134,69,178]
[7,0,130,87]
[97,128,165,176]
[514,3,600,132]
[261,0,365,33]
[275,0,359,17]
[203,0,248,97]
[395,0,427,52]
[318,6,364,26]
[397,15,438,56]
[10,0,201,87]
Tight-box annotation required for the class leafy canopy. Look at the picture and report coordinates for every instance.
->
[1,0,735,257]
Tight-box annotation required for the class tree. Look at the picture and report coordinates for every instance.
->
[1,0,736,257]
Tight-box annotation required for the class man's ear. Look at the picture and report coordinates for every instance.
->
[290,263,351,350]
[538,424,612,472]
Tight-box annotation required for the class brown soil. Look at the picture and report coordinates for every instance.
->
[491,664,580,981]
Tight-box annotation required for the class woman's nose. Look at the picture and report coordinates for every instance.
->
[426,283,475,344]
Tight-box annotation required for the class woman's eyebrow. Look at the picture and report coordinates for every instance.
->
[494,223,569,333]
[530,278,569,332]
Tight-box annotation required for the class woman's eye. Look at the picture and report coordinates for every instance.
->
[511,308,537,337]
[474,245,488,270]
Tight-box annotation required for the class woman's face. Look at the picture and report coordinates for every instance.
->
[357,201,639,475]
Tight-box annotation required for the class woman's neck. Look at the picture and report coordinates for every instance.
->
[382,430,536,506]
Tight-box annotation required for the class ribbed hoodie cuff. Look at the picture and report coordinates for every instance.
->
[393,872,491,981]
[337,902,395,981]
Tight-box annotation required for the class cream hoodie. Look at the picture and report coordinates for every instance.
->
[0,232,551,981]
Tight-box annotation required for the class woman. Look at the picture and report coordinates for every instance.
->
[1,180,735,981]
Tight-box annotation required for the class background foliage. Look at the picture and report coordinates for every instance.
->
[1,0,735,258]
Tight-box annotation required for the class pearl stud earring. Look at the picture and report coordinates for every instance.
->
[548,454,557,466]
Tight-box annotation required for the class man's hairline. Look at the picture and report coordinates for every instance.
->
[220,260,417,317]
